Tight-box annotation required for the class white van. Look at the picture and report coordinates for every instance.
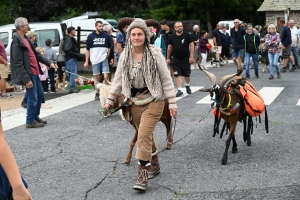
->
[0,22,67,60]
[0,22,67,73]
[218,20,234,36]
[61,12,117,43]
[218,20,246,36]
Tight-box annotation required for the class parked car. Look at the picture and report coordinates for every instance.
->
[105,19,118,30]
[61,12,117,43]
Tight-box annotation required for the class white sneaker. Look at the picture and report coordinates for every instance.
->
[41,103,52,109]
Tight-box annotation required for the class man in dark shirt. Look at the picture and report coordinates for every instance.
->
[243,25,260,79]
[278,18,296,72]
[212,23,223,66]
[231,19,246,72]
[160,19,175,78]
[167,21,194,97]
[10,17,57,128]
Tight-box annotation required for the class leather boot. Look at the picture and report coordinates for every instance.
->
[148,150,160,179]
[133,162,151,191]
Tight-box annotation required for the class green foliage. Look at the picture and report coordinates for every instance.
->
[101,11,114,19]
[0,1,16,25]
[50,6,85,21]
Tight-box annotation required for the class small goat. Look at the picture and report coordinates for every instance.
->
[124,99,173,164]
[199,66,253,165]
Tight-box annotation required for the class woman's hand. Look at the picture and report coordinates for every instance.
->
[169,108,177,117]
[12,184,32,200]
[104,103,111,114]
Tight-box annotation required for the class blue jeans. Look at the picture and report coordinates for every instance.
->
[268,53,280,76]
[0,165,28,200]
[65,58,77,90]
[245,53,258,75]
[287,46,299,67]
[26,75,44,124]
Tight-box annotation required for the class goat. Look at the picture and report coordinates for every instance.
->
[97,82,173,164]
[124,99,173,164]
[199,66,253,165]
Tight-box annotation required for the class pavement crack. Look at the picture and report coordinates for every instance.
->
[156,184,178,199]
[20,150,62,170]
[84,158,120,200]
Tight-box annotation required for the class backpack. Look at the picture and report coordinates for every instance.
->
[239,81,265,117]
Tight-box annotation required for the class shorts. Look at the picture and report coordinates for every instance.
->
[0,64,9,79]
[221,48,230,58]
[281,44,291,58]
[216,46,222,54]
[232,49,244,58]
[171,57,191,77]
[92,58,109,75]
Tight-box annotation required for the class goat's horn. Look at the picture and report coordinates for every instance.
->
[197,64,216,86]
[217,72,239,88]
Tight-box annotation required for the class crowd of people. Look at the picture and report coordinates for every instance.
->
[0,15,300,197]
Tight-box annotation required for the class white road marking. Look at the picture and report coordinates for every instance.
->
[196,87,285,106]
[258,87,284,105]
[297,99,300,106]
[196,94,212,104]
[2,90,95,131]
[175,86,203,101]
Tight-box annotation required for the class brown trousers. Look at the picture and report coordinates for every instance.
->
[131,100,164,161]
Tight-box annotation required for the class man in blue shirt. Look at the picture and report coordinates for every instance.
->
[278,18,296,72]
[84,21,111,100]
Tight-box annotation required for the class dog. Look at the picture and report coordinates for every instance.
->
[96,82,125,120]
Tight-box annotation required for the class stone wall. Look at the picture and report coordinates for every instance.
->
[265,11,300,27]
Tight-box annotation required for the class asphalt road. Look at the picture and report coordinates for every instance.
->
[3,61,300,200]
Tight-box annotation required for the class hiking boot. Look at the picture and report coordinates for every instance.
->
[21,101,27,108]
[277,72,281,78]
[255,73,259,78]
[269,75,274,80]
[280,67,287,72]
[26,121,44,128]
[296,64,300,69]
[36,118,47,124]
[69,89,79,94]
[176,90,183,97]
[133,162,151,191]
[245,74,250,79]
[289,66,297,72]
[95,93,100,100]
[148,150,160,179]
[186,86,191,94]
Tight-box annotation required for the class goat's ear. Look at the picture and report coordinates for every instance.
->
[199,88,211,92]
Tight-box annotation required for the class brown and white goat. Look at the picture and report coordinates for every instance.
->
[96,83,173,164]
[199,67,251,165]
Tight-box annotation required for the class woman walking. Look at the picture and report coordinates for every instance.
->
[265,24,281,79]
[104,19,177,191]
[199,30,211,69]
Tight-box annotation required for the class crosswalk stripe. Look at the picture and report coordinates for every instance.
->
[259,87,284,105]
[176,86,203,101]
[196,87,285,106]
[196,94,212,104]
[297,99,300,106]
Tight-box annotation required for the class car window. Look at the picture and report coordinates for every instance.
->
[34,29,60,47]
[0,32,9,47]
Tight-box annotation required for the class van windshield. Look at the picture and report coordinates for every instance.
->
[0,32,9,47]
[35,29,60,47]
